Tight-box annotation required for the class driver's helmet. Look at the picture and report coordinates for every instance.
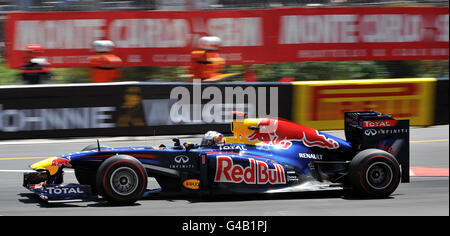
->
[200,131,224,147]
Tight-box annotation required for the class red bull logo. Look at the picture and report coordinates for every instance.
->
[214,156,286,185]
[51,157,72,168]
[247,118,339,150]
[248,131,293,149]
[297,130,339,149]
[247,119,292,149]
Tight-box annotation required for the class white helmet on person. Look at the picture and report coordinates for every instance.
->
[198,36,222,51]
[92,40,115,53]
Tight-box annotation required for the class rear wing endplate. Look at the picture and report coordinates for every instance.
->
[345,111,410,183]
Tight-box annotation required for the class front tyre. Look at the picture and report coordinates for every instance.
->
[75,169,98,195]
[96,155,147,205]
[348,149,401,198]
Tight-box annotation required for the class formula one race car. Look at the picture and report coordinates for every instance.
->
[23,111,409,205]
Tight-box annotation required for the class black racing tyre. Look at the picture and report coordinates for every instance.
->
[96,155,148,205]
[348,149,401,198]
[74,169,98,195]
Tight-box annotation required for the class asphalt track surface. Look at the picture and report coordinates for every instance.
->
[0,126,448,216]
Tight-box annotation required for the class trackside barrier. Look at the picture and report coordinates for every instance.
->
[0,78,447,140]
[291,78,438,130]
[434,78,449,125]
[0,82,292,140]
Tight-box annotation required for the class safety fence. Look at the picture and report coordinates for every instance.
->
[0,78,447,140]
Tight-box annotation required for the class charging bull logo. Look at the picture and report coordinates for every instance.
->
[51,157,72,168]
[214,156,286,185]
[247,119,292,149]
[246,118,339,150]
[297,130,339,149]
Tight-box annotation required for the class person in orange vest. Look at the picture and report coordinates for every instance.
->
[188,36,225,81]
[20,44,53,84]
[88,40,122,83]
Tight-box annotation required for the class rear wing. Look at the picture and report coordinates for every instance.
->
[345,111,410,183]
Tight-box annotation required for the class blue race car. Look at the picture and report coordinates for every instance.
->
[23,111,410,205]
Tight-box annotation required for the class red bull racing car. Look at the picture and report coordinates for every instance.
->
[23,111,409,205]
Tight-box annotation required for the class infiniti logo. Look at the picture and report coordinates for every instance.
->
[364,129,377,136]
[170,155,194,169]
[364,128,409,136]
[174,155,189,164]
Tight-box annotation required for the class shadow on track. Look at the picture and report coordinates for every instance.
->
[19,189,396,208]
[139,190,395,203]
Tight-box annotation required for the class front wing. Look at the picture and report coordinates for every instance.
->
[24,182,92,203]
[23,170,92,203]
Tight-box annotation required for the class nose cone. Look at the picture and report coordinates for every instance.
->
[29,156,71,175]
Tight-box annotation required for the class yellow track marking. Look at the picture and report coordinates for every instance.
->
[410,139,448,143]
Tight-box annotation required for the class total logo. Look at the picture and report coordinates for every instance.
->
[214,156,286,185]
[218,144,247,151]
[47,187,85,195]
[363,120,398,128]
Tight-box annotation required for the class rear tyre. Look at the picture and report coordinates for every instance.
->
[348,149,401,198]
[96,155,147,205]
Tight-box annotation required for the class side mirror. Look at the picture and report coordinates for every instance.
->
[172,138,181,147]
[184,143,196,151]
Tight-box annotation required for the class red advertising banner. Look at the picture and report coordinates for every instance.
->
[5,7,449,68]
[274,7,449,63]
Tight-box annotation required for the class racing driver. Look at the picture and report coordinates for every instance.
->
[200,131,225,147]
